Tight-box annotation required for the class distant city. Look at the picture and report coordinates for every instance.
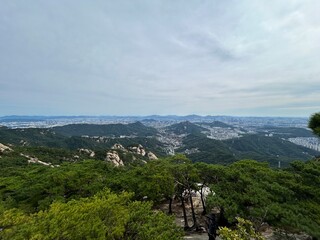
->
[0,115,310,129]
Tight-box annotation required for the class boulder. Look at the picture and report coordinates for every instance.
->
[0,143,12,153]
[78,148,95,157]
[147,151,158,160]
[106,151,124,166]
[128,144,146,156]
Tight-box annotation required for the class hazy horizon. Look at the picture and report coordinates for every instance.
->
[1,1,319,117]
[0,114,309,119]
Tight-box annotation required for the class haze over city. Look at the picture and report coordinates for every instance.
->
[1,0,319,117]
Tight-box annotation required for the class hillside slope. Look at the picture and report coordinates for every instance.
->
[53,122,158,137]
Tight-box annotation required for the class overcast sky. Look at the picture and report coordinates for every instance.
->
[0,0,319,117]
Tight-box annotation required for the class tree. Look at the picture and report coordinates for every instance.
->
[0,189,183,240]
[167,155,200,230]
[218,217,265,240]
[206,160,320,238]
[110,160,175,207]
[309,112,320,137]
[144,160,176,214]
[194,162,222,215]
[0,160,114,212]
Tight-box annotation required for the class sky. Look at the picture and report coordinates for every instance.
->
[0,0,320,117]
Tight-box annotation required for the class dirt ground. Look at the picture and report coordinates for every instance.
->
[184,233,213,240]
[157,195,220,240]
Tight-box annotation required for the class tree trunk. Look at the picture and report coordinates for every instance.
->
[189,189,199,230]
[168,197,173,214]
[200,185,207,215]
[180,196,189,230]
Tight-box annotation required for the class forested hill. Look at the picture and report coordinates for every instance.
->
[0,125,165,156]
[0,127,67,147]
[177,133,319,167]
[52,121,158,137]
[177,133,236,164]
[256,126,316,138]
[198,121,234,128]
[225,134,319,165]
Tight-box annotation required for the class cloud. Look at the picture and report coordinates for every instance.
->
[0,0,319,116]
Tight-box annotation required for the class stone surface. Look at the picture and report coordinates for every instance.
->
[0,143,12,153]
[20,153,59,167]
[147,151,158,160]
[106,151,124,166]
[78,148,95,157]
[128,144,146,156]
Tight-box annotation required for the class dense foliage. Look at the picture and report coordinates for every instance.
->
[309,112,320,137]
[178,133,236,164]
[206,159,320,238]
[219,218,264,240]
[178,132,318,166]
[0,145,319,239]
[0,190,182,240]
[53,121,158,137]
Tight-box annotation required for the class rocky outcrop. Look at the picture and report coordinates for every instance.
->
[20,153,59,167]
[78,148,95,157]
[106,151,124,167]
[128,144,146,156]
[111,144,127,151]
[106,144,158,166]
[147,151,158,160]
[0,143,12,153]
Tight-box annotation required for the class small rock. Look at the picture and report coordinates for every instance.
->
[147,151,158,160]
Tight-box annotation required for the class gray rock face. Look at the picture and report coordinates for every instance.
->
[106,144,158,166]
[20,153,59,167]
[128,144,146,156]
[106,151,124,166]
[78,148,95,157]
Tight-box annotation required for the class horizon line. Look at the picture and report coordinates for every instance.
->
[0,114,309,119]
